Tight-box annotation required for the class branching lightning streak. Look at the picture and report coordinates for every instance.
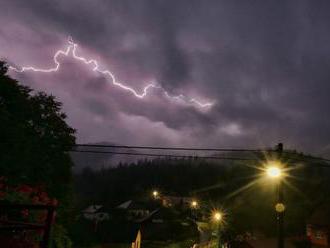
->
[9,38,214,108]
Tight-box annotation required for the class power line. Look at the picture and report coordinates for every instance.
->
[70,150,330,171]
[74,143,274,153]
[72,144,330,164]
[71,150,330,169]
[71,150,256,161]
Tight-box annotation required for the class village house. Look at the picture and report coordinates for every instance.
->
[116,200,158,222]
[161,195,194,208]
[82,205,110,222]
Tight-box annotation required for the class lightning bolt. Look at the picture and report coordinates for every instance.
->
[9,37,214,109]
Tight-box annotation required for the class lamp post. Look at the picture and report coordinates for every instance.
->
[190,200,199,220]
[152,190,159,199]
[213,211,223,248]
[266,143,285,248]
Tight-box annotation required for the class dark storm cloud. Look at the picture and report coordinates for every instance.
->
[1,0,330,155]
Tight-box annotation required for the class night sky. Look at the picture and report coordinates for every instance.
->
[1,1,330,155]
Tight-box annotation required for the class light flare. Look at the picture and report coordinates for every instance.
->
[9,38,214,109]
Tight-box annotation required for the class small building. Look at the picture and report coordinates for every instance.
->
[162,195,194,208]
[117,200,157,222]
[141,207,199,242]
[307,204,330,247]
[82,205,110,222]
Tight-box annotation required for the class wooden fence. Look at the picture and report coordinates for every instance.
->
[0,204,56,248]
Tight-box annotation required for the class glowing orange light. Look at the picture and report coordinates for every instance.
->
[213,211,222,222]
[191,200,198,208]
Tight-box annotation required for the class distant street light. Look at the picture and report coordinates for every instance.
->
[213,211,222,222]
[191,200,198,208]
[152,190,159,199]
[212,210,223,248]
[190,200,199,220]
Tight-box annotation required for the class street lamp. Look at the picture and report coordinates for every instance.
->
[152,190,159,199]
[190,200,199,220]
[191,200,198,208]
[212,211,223,248]
[213,211,222,222]
[265,159,285,248]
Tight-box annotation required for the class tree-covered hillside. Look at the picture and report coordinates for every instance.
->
[74,154,330,237]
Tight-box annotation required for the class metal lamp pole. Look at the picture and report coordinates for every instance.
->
[276,143,284,248]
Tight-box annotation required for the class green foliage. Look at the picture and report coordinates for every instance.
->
[0,61,76,245]
[51,224,73,248]
[75,158,230,207]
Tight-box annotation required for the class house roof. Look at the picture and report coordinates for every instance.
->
[137,207,180,223]
[82,205,103,213]
[116,200,157,211]
[136,209,159,223]
[117,200,132,209]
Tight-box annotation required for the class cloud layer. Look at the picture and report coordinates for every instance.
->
[1,0,330,155]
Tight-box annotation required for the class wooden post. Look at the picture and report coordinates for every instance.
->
[40,206,55,248]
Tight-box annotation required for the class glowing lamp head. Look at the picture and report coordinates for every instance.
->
[266,166,282,178]
[152,190,159,198]
[191,200,198,208]
[275,203,286,213]
[213,211,222,222]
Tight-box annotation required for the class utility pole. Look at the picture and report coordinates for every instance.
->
[276,143,284,248]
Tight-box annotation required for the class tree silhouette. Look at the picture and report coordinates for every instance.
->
[0,61,75,204]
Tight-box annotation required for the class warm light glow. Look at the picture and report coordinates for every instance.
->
[191,200,198,208]
[266,166,282,178]
[213,211,222,222]
[275,203,286,213]
[152,190,159,198]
